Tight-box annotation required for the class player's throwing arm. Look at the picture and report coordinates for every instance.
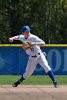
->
[9,36,34,51]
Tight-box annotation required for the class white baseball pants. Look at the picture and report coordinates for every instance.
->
[23,52,51,79]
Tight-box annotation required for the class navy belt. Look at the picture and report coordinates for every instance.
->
[31,53,40,57]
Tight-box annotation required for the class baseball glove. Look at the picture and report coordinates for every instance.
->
[22,42,33,51]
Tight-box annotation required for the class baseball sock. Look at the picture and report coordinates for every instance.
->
[47,70,56,83]
[18,75,25,83]
[14,75,25,86]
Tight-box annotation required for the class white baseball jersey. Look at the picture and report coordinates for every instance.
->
[18,33,51,79]
[18,33,45,56]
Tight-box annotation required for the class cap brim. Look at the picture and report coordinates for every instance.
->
[22,29,31,32]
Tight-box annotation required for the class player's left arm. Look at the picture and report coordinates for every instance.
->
[22,41,45,51]
[28,36,45,47]
[22,36,45,51]
[33,41,45,46]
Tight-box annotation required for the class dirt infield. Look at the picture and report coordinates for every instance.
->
[0,85,67,100]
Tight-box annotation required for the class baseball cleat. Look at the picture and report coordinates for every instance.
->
[12,81,20,87]
[53,82,59,88]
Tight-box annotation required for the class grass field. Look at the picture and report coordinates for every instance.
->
[0,75,67,85]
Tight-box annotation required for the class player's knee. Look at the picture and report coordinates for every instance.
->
[45,66,51,73]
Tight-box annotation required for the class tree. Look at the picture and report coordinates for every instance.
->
[0,0,67,43]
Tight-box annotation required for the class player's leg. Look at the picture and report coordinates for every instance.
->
[12,75,25,87]
[13,57,37,87]
[38,52,58,87]
[23,57,37,79]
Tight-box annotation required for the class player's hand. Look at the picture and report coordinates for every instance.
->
[9,38,13,42]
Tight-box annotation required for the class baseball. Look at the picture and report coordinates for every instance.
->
[9,38,13,42]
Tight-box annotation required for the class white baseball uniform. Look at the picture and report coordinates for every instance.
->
[18,33,51,79]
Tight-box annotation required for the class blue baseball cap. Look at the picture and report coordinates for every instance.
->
[21,25,31,32]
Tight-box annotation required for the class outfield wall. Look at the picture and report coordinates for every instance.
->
[0,44,67,75]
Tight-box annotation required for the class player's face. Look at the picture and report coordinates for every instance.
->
[22,31,30,38]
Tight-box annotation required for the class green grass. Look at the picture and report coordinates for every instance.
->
[0,75,67,85]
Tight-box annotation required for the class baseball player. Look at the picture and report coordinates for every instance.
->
[9,25,58,88]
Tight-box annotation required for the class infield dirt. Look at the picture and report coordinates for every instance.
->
[0,85,67,100]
